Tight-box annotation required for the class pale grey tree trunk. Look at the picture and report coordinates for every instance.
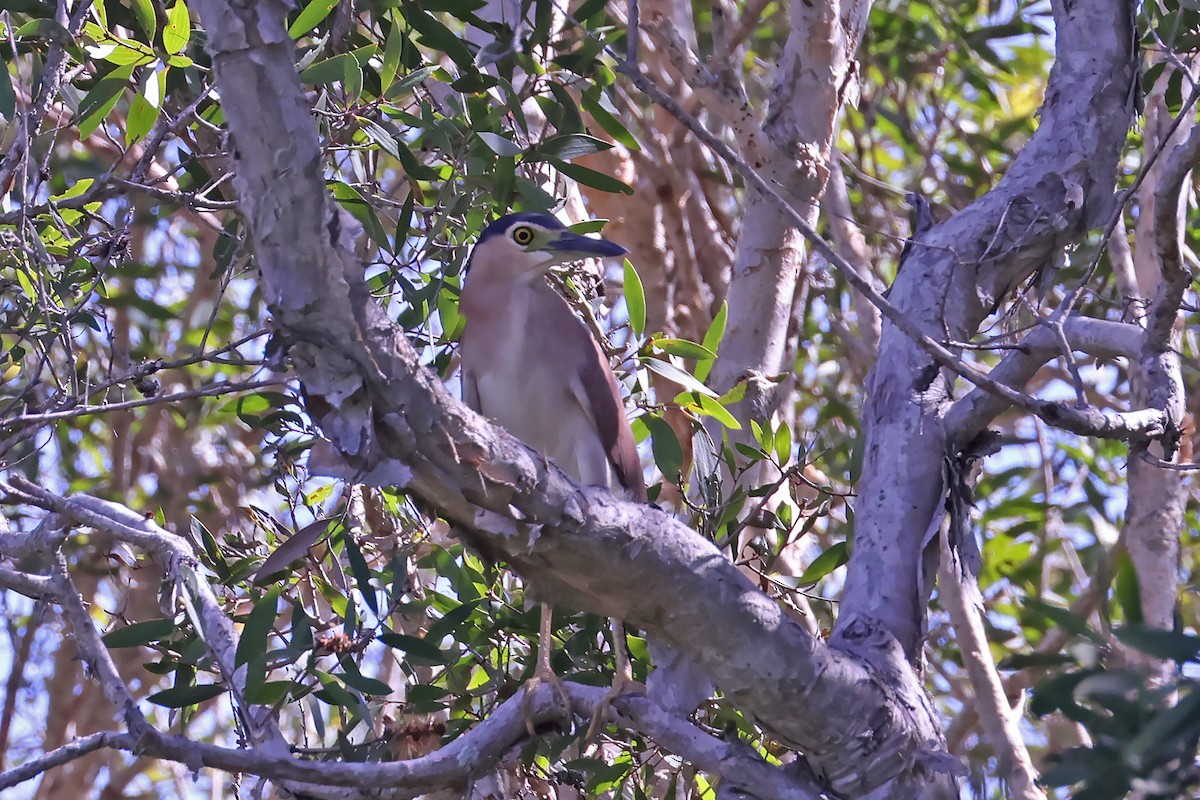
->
[835,0,1138,663]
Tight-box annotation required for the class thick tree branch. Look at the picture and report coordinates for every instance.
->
[833,0,1137,659]
[618,14,1159,448]
[185,1,960,795]
[0,515,813,800]
[945,318,1144,449]
[642,15,761,163]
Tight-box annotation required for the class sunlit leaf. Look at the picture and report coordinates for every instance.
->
[653,338,716,360]
[696,301,727,382]
[76,64,134,137]
[289,0,338,38]
[624,259,645,337]
[129,0,156,38]
[797,541,849,586]
[646,358,717,397]
[163,2,191,54]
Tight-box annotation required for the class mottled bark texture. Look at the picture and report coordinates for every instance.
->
[1122,63,1194,680]
[191,0,959,795]
[834,0,1137,664]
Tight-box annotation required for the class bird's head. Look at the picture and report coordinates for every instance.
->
[468,212,627,279]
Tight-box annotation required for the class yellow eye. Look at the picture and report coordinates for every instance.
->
[511,226,534,246]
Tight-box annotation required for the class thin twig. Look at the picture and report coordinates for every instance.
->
[0,377,284,428]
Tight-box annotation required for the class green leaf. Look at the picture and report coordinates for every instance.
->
[14,268,35,301]
[0,58,16,120]
[581,87,639,150]
[477,132,523,157]
[645,357,718,397]
[103,617,176,648]
[236,585,281,668]
[406,684,449,703]
[532,133,612,161]
[87,33,157,66]
[379,18,405,93]
[553,160,634,195]
[653,338,715,360]
[426,600,479,641]
[1023,598,1103,643]
[329,180,393,253]
[125,93,156,145]
[1113,625,1200,663]
[313,670,359,706]
[405,8,474,68]
[773,422,792,464]
[76,64,134,138]
[163,2,191,54]
[299,45,376,85]
[696,392,741,430]
[343,55,363,103]
[797,541,849,586]
[546,81,583,133]
[1125,688,1200,761]
[378,631,450,665]
[130,0,156,38]
[568,219,609,234]
[1114,550,1142,624]
[16,18,75,48]
[623,259,645,336]
[147,683,227,708]
[696,301,727,382]
[386,65,436,100]
[245,680,294,705]
[996,651,1076,670]
[340,528,378,614]
[645,414,683,482]
[300,52,356,85]
[125,69,163,146]
[192,516,229,578]
[288,0,338,38]
[254,518,340,583]
[335,671,394,696]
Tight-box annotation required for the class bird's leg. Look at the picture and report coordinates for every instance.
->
[585,616,645,741]
[521,602,572,735]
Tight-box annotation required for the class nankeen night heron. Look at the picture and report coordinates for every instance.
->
[459,211,644,735]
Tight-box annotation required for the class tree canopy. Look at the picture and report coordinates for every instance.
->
[1,1,1199,799]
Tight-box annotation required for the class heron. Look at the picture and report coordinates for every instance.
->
[459,211,643,737]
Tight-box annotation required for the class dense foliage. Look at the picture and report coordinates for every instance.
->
[1,1,1199,798]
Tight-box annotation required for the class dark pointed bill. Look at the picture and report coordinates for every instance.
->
[545,231,628,258]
